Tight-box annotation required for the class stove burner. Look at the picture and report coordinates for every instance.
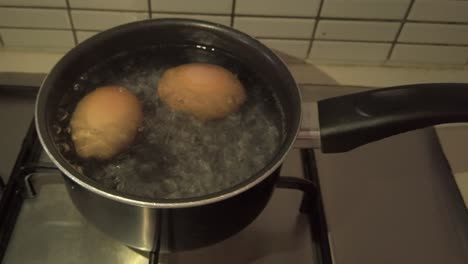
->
[0,120,332,264]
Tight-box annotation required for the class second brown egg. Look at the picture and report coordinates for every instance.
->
[157,63,247,121]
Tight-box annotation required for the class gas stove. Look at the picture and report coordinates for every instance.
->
[2,84,467,264]
[0,85,332,264]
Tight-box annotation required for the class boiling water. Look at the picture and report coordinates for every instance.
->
[54,45,284,200]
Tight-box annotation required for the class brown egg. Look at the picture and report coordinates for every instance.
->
[157,63,247,121]
[70,85,143,160]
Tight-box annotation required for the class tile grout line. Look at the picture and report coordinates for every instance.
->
[386,0,415,60]
[70,7,147,13]
[1,5,468,25]
[316,16,402,23]
[230,0,236,27]
[147,0,152,19]
[65,0,78,46]
[0,26,72,31]
[53,28,99,33]
[257,36,315,41]
[312,38,391,44]
[1,24,467,47]
[0,5,148,13]
[305,0,325,59]
[234,13,314,19]
[0,5,65,10]
[406,20,468,25]
[311,38,468,47]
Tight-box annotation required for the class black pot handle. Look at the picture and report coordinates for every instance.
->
[318,83,468,153]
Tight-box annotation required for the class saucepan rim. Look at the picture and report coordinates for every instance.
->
[35,18,302,208]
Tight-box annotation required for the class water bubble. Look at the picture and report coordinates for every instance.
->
[56,108,69,122]
[58,142,71,153]
[52,124,62,135]
[79,74,88,81]
[73,84,81,92]
[72,164,83,174]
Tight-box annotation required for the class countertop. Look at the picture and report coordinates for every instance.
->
[315,128,468,264]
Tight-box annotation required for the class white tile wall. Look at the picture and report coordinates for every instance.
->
[316,20,400,42]
[70,0,148,11]
[321,0,411,20]
[0,0,66,7]
[152,14,231,26]
[309,41,391,62]
[72,10,148,30]
[234,17,315,39]
[390,44,468,65]
[152,0,232,14]
[235,0,320,17]
[399,23,468,46]
[0,0,468,66]
[260,39,310,59]
[0,7,70,29]
[409,1,468,23]
[0,28,74,49]
[76,31,99,43]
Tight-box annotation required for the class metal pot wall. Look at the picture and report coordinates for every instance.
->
[64,170,279,251]
[36,19,468,252]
